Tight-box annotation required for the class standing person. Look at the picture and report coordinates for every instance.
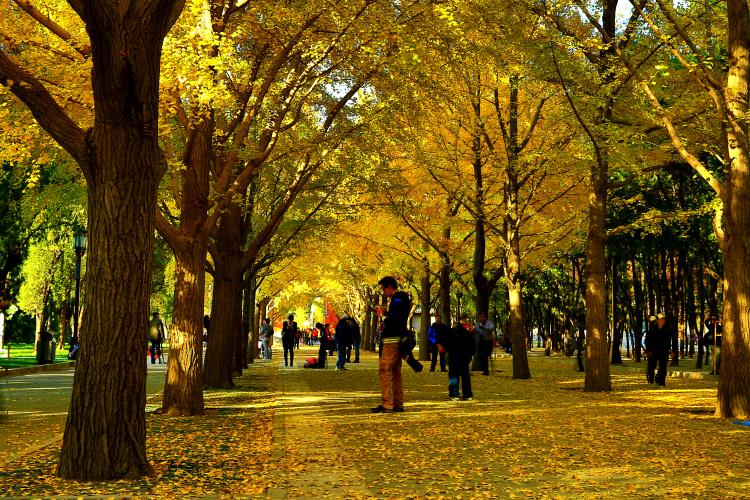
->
[427,315,448,372]
[260,318,274,360]
[571,316,586,372]
[371,276,411,413]
[282,314,298,367]
[473,313,495,376]
[347,316,361,363]
[646,313,672,386]
[437,323,475,401]
[148,312,166,364]
[316,323,328,368]
[335,315,351,370]
[312,326,319,345]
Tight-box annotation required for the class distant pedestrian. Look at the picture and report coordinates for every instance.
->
[473,313,495,376]
[282,314,298,367]
[371,276,415,413]
[203,314,210,343]
[570,316,586,372]
[148,312,166,364]
[427,315,447,372]
[347,316,361,363]
[646,313,671,386]
[335,315,351,370]
[437,324,476,401]
[316,323,329,368]
[260,318,274,360]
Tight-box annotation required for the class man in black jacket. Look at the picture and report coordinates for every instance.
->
[371,276,411,413]
[282,314,297,367]
[645,313,672,386]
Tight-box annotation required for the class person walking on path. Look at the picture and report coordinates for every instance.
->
[427,315,448,372]
[645,313,672,386]
[148,312,166,364]
[372,276,411,413]
[473,313,495,376]
[335,315,352,370]
[437,323,475,401]
[282,314,298,367]
[260,318,274,360]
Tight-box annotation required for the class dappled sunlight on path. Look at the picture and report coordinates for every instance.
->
[0,346,747,498]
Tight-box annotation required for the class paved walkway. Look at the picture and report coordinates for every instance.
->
[0,346,748,499]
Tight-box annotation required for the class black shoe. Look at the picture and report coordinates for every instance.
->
[429,369,435,372]
[290,362,293,366]
[482,372,489,376]
[151,361,155,364]
[370,405,393,413]
[285,362,288,366]
[393,407,404,412]
[441,369,448,372]
[353,360,360,363]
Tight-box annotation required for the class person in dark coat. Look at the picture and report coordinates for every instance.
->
[645,313,672,386]
[148,312,166,364]
[282,314,298,367]
[427,315,448,372]
[346,317,361,363]
[371,276,417,413]
[316,323,328,368]
[335,315,351,370]
[437,324,476,401]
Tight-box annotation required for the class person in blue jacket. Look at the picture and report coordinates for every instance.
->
[427,315,448,372]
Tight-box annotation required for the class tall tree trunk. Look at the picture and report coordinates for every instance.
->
[204,205,243,388]
[55,0,185,475]
[242,275,254,366]
[418,256,431,361]
[584,174,612,391]
[630,254,644,362]
[157,115,211,416]
[716,0,750,418]
[160,242,206,415]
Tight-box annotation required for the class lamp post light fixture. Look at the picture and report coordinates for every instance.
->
[73,230,87,344]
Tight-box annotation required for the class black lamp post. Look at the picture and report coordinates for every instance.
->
[456,290,463,326]
[73,230,87,344]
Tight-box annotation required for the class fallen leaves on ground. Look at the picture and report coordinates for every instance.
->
[0,362,276,498]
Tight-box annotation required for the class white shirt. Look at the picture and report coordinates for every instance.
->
[474,320,495,341]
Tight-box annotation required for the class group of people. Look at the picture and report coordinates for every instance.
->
[370,276,500,412]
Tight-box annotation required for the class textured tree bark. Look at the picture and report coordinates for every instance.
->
[716,0,750,419]
[49,1,186,479]
[157,116,211,416]
[160,243,205,416]
[419,258,431,361]
[584,174,612,392]
[204,205,242,388]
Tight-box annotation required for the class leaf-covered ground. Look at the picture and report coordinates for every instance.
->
[0,347,748,499]
[0,362,276,499]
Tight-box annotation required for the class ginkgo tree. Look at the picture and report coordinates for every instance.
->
[1,0,185,480]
